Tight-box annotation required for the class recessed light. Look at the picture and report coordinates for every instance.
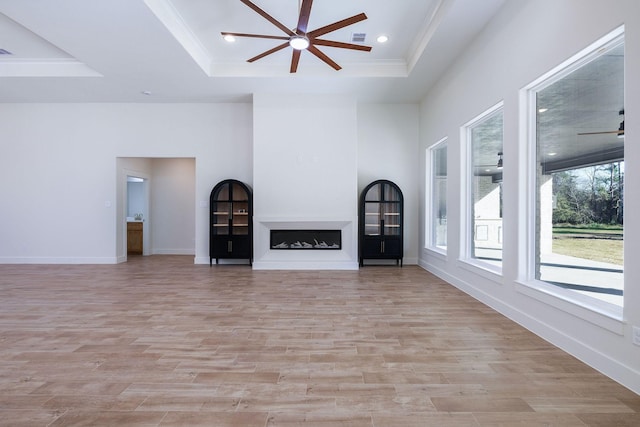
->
[376,35,388,43]
[548,152,557,156]
[223,34,236,43]
[538,108,548,113]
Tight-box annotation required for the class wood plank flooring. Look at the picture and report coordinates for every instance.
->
[0,255,638,426]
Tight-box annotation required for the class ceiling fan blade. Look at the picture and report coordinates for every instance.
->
[308,13,367,38]
[313,39,372,52]
[577,130,621,135]
[307,45,341,70]
[290,50,301,73]
[240,0,295,36]
[296,0,313,33]
[247,42,289,63]
[221,32,289,41]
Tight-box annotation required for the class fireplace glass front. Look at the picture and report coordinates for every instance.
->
[270,230,341,250]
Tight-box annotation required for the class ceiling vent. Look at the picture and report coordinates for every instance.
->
[0,48,13,55]
[351,33,366,43]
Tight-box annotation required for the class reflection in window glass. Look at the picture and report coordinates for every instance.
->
[534,36,624,307]
[430,141,447,250]
[468,107,503,269]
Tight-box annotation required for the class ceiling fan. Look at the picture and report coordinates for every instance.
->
[578,109,625,137]
[221,0,372,73]
[475,152,504,169]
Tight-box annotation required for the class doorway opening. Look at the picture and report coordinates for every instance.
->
[127,175,148,256]
[117,157,196,263]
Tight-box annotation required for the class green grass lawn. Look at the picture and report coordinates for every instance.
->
[553,225,623,265]
[553,224,622,236]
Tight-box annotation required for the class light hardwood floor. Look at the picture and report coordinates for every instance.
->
[0,255,638,426]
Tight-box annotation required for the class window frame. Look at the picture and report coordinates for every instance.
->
[426,137,448,254]
[460,101,504,276]
[519,26,625,323]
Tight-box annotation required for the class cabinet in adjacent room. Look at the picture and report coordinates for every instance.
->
[210,179,253,265]
[359,179,403,266]
[127,222,143,255]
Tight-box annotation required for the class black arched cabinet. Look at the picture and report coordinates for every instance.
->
[359,179,403,266]
[209,179,252,265]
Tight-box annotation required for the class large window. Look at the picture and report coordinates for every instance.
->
[465,105,504,270]
[531,31,624,308]
[428,139,447,251]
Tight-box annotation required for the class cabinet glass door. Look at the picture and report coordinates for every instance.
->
[382,202,401,236]
[212,201,230,235]
[365,183,382,201]
[230,182,249,235]
[216,183,230,200]
[363,182,402,237]
[364,202,381,236]
[213,183,230,235]
[383,183,399,202]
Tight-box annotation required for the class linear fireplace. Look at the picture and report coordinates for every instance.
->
[270,229,341,250]
[253,218,357,270]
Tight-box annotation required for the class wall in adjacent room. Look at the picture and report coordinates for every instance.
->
[150,158,196,255]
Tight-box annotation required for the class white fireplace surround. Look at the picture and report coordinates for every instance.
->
[252,217,358,270]
[252,94,358,270]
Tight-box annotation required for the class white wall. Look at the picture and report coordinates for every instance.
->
[419,0,640,393]
[358,104,420,264]
[252,93,359,269]
[0,101,420,266]
[0,103,252,264]
[253,93,357,219]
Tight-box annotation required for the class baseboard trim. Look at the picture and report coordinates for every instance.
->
[0,257,118,264]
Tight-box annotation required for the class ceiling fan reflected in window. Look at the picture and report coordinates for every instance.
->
[577,109,625,138]
[221,0,372,73]
[475,152,504,173]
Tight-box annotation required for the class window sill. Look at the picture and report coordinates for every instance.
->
[515,279,624,335]
[424,246,447,260]
[458,258,503,283]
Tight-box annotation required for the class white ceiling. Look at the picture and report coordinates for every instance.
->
[0,0,506,103]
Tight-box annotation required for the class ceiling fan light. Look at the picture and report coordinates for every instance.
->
[223,34,236,43]
[289,36,310,50]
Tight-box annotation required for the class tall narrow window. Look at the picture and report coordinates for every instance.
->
[532,31,624,308]
[466,105,504,270]
[429,140,447,251]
